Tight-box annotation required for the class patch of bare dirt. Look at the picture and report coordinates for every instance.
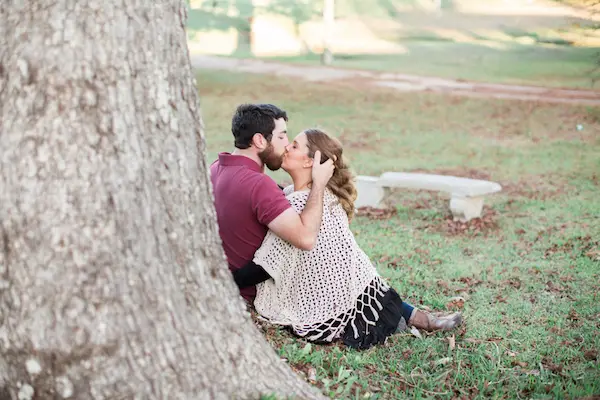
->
[192,55,600,106]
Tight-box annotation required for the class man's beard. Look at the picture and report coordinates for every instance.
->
[259,143,283,171]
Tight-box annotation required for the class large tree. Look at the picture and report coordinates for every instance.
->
[0,1,322,398]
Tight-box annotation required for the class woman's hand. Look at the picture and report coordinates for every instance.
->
[311,150,335,188]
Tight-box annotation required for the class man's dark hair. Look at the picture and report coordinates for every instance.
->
[231,103,288,149]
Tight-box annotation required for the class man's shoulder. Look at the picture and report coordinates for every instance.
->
[209,155,223,174]
[248,171,280,192]
[214,163,278,191]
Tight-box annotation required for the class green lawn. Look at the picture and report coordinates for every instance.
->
[263,43,600,89]
[198,70,600,399]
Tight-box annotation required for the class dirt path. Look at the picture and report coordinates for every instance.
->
[190,54,600,106]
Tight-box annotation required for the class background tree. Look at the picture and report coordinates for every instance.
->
[186,0,321,56]
[0,1,323,398]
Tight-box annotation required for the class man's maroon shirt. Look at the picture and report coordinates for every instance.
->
[210,153,291,301]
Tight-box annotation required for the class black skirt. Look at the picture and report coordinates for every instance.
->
[342,287,403,350]
[288,283,404,350]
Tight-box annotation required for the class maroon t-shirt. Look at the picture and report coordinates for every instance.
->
[210,153,291,301]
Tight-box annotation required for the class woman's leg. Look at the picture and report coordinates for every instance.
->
[397,301,462,332]
[395,301,414,332]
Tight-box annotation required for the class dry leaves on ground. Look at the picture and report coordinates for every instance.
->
[355,206,397,220]
[446,296,465,310]
[445,209,499,236]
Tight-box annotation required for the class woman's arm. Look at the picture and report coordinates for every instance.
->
[232,260,272,289]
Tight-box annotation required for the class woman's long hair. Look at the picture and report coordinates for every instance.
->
[304,129,358,221]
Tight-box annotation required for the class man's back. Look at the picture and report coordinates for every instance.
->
[210,152,290,301]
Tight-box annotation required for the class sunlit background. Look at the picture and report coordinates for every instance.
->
[186,0,600,88]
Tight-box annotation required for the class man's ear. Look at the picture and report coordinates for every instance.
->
[252,133,267,150]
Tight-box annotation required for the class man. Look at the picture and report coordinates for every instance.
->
[210,103,334,302]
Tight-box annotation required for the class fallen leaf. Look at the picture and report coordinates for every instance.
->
[505,351,517,357]
[458,291,471,300]
[546,281,565,293]
[544,383,555,393]
[585,248,600,260]
[525,369,540,376]
[446,296,465,310]
[495,294,507,303]
[568,309,580,321]
[584,349,598,361]
[434,357,452,366]
[458,276,483,287]
[560,274,575,282]
[512,360,528,368]
[415,248,430,256]
[410,326,422,339]
[378,256,390,263]
[448,334,456,350]
[437,280,450,290]
[387,257,403,267]
[541,357,563,374]
[507,278,522,289]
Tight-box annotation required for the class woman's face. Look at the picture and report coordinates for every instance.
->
[282,132,312,172]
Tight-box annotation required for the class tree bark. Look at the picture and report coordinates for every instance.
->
[0,1,323,399]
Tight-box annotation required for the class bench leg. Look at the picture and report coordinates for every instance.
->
[449,195,484,222]
[355,178,385,208]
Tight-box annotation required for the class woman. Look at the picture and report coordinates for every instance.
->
[235,129,462,350]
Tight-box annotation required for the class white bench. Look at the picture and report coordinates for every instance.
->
[355,172,502,222]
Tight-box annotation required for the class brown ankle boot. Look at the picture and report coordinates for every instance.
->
[408,309,462,332]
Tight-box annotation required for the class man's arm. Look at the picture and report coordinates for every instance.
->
[267,151,334,251]
[267,183,326,251]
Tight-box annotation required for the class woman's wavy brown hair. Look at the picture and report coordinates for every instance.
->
[304,129,358,221]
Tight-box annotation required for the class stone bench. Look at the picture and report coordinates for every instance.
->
[355,172,502,222]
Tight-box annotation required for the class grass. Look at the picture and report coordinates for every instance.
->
[197,69,600,399]
[263,43,600,89]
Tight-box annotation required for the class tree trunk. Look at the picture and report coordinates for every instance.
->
[0,1,323,399]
